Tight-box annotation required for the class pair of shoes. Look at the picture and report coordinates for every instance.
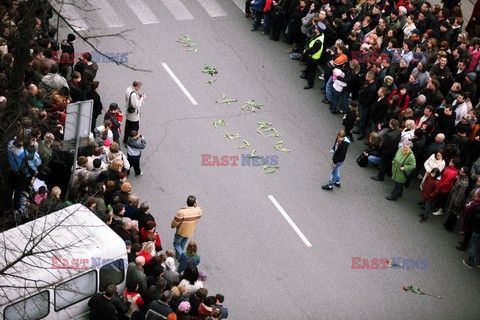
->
[432,209,444,216]
[300,75,307,79]
[418,201,425,206]
[322,98,330,104]
[334,183,341,188]
[322,184,333,190]
[386,195,397,201]
[357,135,365,140]
[456,245,467,251]
[463,258,474,269]
[304,85,313,90]
[352,130,360,134]
[371,176,384,181]
[245,12,251,18]
[135,172,144,177]
[419,217,427,223]
[330,110,340,114]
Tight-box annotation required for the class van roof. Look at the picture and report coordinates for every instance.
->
[0,204,126,306]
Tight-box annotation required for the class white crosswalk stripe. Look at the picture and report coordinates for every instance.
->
[125,0,160,24]
[160,0,194,21]
[94,0,125,28]
[54,2,89,31]
[196,0,228,17]
[231,0,246,13]
[56,0,237,30]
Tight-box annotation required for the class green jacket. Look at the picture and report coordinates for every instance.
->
[392,149,416,183]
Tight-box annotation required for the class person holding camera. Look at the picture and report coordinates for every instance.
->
[126,130,146,177]
[123,80,146,144]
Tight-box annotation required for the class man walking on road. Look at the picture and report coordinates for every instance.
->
[322,130,350,190]
[123,80,146,144]
[171,195,203,259]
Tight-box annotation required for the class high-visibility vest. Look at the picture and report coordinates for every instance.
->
[308,33,324,60]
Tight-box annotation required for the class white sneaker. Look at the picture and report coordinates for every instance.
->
[432,209,444,216]
[135,172,144,177]
[318,75,325,80]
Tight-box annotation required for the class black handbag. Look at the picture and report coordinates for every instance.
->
[356,152,368,167]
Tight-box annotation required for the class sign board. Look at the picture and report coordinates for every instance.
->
[64,100,93,141]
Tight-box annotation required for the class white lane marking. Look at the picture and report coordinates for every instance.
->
[160,0,194,21]
[161,63,198,105]
[196,0,227,17]
[231,0,245,12]
[55,3,89,31]
[268,195,312,247]
[125,0,160,24]
[95,0,124,28]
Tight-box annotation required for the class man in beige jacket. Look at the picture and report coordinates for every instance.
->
[171,195,203,259]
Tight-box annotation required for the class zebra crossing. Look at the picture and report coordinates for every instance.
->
[53,0,240,32]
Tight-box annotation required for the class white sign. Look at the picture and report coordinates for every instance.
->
[64,100,93,141]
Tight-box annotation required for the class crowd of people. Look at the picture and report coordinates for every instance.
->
[246,0,480,268]
[1,1,228,319]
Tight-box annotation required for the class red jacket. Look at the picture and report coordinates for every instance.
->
[422,174,440,201]
[439,166,458,194]
[140,227,162,250]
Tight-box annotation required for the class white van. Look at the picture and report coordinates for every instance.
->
[0,204,128,319]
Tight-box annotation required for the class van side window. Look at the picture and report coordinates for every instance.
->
[4,290,49,319]
[99,258,126,291]
[54,270,97,311]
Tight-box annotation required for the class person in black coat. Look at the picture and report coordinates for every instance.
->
[322,130,351,190]
[88,284,118,320]
[369,87,389,132]
[86,81,103,133]
[355,71,377,140]
[343,101,358,141]
[371,119,402,181]
[434,104,456,140]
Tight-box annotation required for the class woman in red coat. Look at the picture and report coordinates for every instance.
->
[139,220,162,251]
[433,157,461,216]
[419,168,441,223]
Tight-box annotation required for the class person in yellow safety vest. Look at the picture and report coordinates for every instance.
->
[302,22,326,90]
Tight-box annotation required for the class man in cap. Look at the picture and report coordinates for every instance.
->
[61,33,76,67]
[123,80,146,144]
[302,22,325,90]
[386,9,400,30]
[104,103,123,143]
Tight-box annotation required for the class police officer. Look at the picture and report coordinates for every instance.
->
[302,22,325,90]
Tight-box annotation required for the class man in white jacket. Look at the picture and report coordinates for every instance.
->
[123,80,146,144]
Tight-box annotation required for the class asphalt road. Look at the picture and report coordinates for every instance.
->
[61,0,480,318]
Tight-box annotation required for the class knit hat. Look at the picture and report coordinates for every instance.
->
[109,103,119,110]
[198,270,207,281]
[67,33,76,42]
[177,301,191,313]
[467,72,477,81]
[316,21,326,31]
[411,29,420,35]
[104,139,111,147]
[414,128,423,138]
[121,182,132,193]
[391,9,399,16]
[398,6,407,14]
[334,54,348,65]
